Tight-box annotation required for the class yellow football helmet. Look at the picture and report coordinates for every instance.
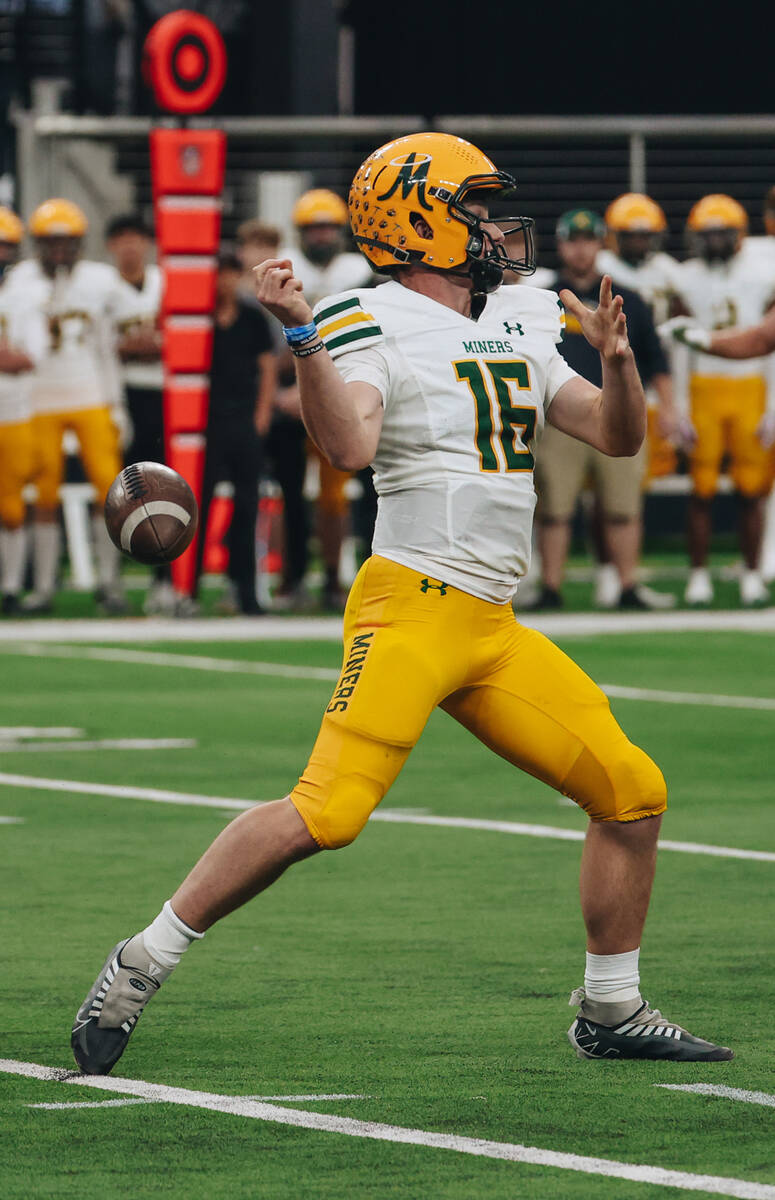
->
[28,198,88,238]
[0,207,24,244]
[687,194,747,262]
[292,189,348,227]
[687,194,748,233]
[349,131,535,291]
[606,193,667,233]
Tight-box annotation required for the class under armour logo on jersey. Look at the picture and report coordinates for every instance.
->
[503,320,524,336]
[420,578,448,596]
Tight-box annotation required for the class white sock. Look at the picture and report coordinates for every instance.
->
[0,527,27,594]
[584,949,641,1005]
[142,900,204,970]
[32,522,60,598]
[92,514,121,588]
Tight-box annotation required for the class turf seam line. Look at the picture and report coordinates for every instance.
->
[1,772,774,862]
[4,1059,774,1198]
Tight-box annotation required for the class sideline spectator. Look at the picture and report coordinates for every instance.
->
[195,252,277,615]
[532,209,670,610]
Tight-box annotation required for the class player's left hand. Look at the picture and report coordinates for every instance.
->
[559,276,630,362]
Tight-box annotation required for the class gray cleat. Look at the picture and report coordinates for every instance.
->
[71,934,170,1074]
[567,987,733,1062]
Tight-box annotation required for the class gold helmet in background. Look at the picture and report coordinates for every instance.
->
[687,194,747,262]
[28,198,88,238]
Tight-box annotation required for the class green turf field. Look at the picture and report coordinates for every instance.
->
[1,629,774,1198]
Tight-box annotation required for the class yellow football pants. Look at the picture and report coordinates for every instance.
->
[291,556,667,849]
[689,375,770,498]
[32,407,122,509]
[0,420,35,528]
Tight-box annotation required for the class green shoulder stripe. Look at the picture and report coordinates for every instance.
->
[315,296,361,325]
[325,325,382,351]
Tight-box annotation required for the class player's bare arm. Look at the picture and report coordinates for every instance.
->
[660,307,775,360]
[254,258,383,470]
[548,276,646,456]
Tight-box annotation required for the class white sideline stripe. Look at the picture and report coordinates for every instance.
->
[0,738,197,753]
[601,684,775,712]
[3,643,340,682]
[5,643,775,714]
[0,726,84,738]
[656,1084,775,1109]
[0,772,774,863]
[28,1092,369,1110]
[0,608,774,643]
[3,1060,773,1199]
[30,1098,151,1110]
[0,816,23,823]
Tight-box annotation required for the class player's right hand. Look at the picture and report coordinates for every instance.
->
[254,259,314,328]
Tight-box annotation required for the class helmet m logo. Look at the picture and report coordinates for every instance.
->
[377,152,433,212]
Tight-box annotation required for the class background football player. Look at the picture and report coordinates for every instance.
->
[672,194,775,606]
[73,132,730,1076]
[0,207,46,614]
[5,199,144,613]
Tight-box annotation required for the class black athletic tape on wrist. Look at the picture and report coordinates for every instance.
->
[291,340,325,358]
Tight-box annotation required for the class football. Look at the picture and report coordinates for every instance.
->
[104,461,199,565]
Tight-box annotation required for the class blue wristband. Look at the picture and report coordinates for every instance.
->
[282,322,318,346]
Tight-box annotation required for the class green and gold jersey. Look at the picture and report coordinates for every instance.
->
[314,280,579,604]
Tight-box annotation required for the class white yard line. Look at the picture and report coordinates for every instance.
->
[3,1060,773,1198]
[0,727,84,738]
[0,608,774,644]
[28,1092,369,1110]
[29,1098,151,1110]
[0,738,197,753]
[0,771,773,863]
[0,816,23,824]
[5,643,775,714]
[656,1084,775,1109]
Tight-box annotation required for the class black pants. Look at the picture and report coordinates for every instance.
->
[197,417,262,613]
[125,386,165,466]
[125,386,170,583]
[265,415,308,588]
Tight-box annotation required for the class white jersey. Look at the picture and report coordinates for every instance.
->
[280,247,373,308]
[739,235,775,271]
[314,280,579,604]
[596,249,684,325]
[114,264,163,391]
[4,258,142,414]
[676,252,775,380]
[0,280,48,425]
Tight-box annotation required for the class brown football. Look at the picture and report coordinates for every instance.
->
[104,462,199,565]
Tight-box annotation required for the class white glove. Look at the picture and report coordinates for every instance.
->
[674,416,698,450]
[756,411,775,449]
[657,316,712,351]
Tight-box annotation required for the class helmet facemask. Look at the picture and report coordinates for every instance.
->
[448,177,535,294]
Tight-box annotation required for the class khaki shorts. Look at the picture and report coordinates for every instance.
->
[535,424,647,521]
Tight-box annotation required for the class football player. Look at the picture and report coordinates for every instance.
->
[280,189,376,609]
[0,208,46,614]
[6,199,143,613]
[670,195,775,606]
[72,133,731,1074]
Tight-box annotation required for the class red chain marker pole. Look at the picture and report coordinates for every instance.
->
[143,10,227,596]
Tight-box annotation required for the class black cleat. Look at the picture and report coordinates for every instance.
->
[71,935,169,1074]
[567,988,733,1061]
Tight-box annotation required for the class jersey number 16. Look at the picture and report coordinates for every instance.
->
[454,359,537,473]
